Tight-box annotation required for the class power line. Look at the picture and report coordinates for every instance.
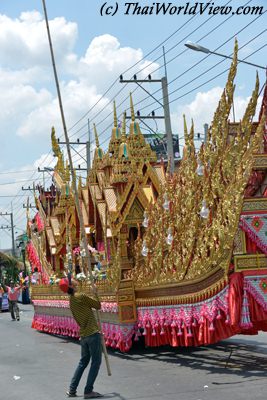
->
[69,0,235,140]
[124,9,267,118]
[0,169,35,175]
[139,29,267,115]
[80,1,261,147]
[66,12,202,134]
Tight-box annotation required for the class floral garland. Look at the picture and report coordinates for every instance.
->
[35,212,45,232]
[27,241,42,270]
[26,241,49,284]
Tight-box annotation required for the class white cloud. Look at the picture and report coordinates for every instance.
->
[0,84,52,133]
[82,34,144,72]
[16,80,110,139]
[0,9,159,141]
[77,34,159,89]
[0,11,77,68]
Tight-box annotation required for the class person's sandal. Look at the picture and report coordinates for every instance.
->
[66,391,77,397]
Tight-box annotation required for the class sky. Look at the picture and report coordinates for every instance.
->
[0,0,266,250]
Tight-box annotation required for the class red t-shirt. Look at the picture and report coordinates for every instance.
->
[7,286,21,301]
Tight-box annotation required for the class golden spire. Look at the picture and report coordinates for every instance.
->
[93,123,103,160]
[119,112,131,158]
[108,101,121,155]
[94,123,100,147]
[114,101,118,127]
[130,92,135,121]
[121,112,126,141]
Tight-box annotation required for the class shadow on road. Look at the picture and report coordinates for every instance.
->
[107,336,267,382]
[38,330,267,384]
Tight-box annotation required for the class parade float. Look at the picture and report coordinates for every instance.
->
[28,42,267,352]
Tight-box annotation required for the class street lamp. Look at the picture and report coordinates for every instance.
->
[184,42,266,70]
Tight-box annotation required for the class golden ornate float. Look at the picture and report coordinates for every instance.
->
[28,42,267,351]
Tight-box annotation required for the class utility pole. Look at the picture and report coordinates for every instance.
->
[38,166,54,187]
[0,212,15,257]
[42,0,111,375]
[120,47,175,173]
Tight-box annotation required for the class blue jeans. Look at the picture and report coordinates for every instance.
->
[69,332,102,394]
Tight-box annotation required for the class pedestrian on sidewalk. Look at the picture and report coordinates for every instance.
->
[2,281,23,321]
[59,278,103,399]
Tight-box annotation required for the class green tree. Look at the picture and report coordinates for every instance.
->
[0,252,20,284]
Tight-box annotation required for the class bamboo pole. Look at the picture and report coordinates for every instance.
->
[41,0,111,376]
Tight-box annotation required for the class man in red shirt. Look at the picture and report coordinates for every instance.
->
[3,281,22,321]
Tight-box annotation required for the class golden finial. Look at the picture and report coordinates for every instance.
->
[183,115,188,138]
[51,127,60,157]
[93,123,103,160]
[121,112,127,142]
[114,101,118,127]
[130,93,135,121]
[93,123,100,147]
[118,112,131,158]
[108,101,121,155]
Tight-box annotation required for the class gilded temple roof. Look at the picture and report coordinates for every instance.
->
[46,227,56,247]
[103,187,117,212]
[89,184,102,201]
[50,216,61,238]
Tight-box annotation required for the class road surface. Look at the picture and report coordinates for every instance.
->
[0,304,267,400]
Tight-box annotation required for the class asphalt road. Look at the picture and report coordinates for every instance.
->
[0,304,267,400]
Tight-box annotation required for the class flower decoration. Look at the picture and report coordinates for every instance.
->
[35,212,45,232]
[251,216,264,232]
[259,278,267,293]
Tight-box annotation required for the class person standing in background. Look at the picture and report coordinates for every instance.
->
[2,281,23,321]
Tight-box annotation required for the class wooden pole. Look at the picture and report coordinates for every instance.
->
[41,0,111,376]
